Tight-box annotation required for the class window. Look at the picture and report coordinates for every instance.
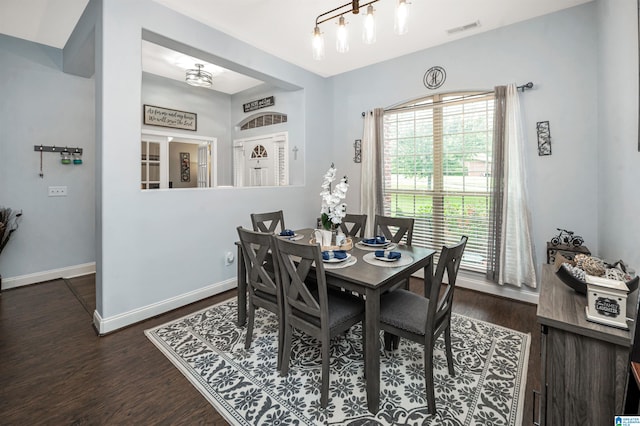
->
[240,112,288,130]
[382,92,494,272]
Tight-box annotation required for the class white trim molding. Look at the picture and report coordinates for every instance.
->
[93,278,237,335]
[411,269,539,305]
[1,262,96,290]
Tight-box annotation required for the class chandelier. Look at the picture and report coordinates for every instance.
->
[312,0,410,60]
[185,64,212,87]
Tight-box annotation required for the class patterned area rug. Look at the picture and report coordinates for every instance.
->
[145,298,529,425]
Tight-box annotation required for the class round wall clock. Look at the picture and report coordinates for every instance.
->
[423,66,446,89]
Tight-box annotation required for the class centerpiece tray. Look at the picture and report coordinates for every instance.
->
[310,237,353,252]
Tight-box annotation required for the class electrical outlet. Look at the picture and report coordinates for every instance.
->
[48,186,67,197]
[224,251,235,266]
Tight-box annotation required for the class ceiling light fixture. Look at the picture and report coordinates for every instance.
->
[185,64,212,87]
[312,0,410,60]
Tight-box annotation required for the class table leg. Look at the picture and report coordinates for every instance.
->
[236,243,247,326]
[365,287,380,414]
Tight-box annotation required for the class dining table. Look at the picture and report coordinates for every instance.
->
[235,227,436,414]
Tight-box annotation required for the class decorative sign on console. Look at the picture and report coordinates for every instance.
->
[243,96,275,113]
[585,274,630,329]
[143,105,197,131]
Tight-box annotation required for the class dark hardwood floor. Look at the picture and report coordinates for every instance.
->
[0,275,539,425]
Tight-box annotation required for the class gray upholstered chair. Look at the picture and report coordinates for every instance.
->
[236,226,284,371]
[373,214,414,244]
[272,237,365,408]
[379,235,468,415]
[251,210,285,234]
[339,213,368,238]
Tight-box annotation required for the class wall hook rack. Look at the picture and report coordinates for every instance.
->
[33,145,84,178]
[34,145,83,155]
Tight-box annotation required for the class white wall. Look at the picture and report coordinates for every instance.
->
[331,3,601,289]
[597,0,640,270]
[0,35,95,284]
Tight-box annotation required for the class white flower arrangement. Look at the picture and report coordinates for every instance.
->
[320,163,348,230]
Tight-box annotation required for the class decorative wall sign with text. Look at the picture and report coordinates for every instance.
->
[180,152,190,182]
[243,96,275,113]
[143,105,197,131]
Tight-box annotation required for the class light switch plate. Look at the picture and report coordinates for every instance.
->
[48,186,67,197]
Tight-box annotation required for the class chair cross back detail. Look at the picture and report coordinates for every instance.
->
[339,213,368,238]
[278,243,324,321]
[374,215,414,244]
[251,210,285,234]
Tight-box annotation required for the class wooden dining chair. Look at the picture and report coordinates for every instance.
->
[251,210,285,234]
[272,237,365,408]
[379,235,468,415]
[374,214,415,291]
[236,226,284,371]
[339,213,368,238]
[373,214,414,244]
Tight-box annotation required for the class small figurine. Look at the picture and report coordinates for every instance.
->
[550,228,584,247]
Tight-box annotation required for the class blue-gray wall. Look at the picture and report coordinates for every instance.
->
[92,0,330,331]
[597,0,640,270]
[1,0,638,330]
[0,34,95,280]
[331,3,602,287]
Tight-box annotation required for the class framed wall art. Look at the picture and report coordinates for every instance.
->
[180,152,190,182]
[143,105,197,131]
[537,121,552,156]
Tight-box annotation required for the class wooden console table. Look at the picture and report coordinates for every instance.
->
[536,264,637,425]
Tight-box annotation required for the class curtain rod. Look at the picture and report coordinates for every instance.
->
[361,82,534,117]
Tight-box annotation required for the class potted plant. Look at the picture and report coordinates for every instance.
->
[0,206,23,290]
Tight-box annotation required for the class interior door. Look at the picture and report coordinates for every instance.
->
[233,132,288,187]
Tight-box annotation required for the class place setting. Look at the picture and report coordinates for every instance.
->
[321,249,357,269]
[363,248,413,267]
[276,228,304,241]
[355,235,398,251]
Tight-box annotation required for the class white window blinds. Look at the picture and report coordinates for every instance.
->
[382,92,494,272]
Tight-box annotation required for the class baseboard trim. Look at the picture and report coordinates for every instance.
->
[456,272,539,305]
[1,262,96,290]
[93,278,237,335]
[411,269,539,305]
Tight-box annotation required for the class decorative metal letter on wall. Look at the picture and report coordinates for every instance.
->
[180,152,190,182]
[353,139,362,163]
[537,121,551,156]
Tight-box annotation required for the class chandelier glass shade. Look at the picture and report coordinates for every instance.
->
[185,64,212,87]
[362,5,376,44]
[311,0,409,59]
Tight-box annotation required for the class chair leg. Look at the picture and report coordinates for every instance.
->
[321,336,330,408]
[280,324,293,377]
[444,324,455,376]
[383,331,400,350]
[244,302,255,350]
[424,340,436,415]
[277,314,284,372]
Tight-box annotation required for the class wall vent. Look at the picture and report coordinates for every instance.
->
[446,20,480,35]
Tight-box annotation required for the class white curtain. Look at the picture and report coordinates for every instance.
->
[498,84,537,288]
[360,108,383,237]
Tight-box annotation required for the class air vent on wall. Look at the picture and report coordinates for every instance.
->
[446,20,480,35]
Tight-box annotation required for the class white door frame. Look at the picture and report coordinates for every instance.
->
[141,129,217,188]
